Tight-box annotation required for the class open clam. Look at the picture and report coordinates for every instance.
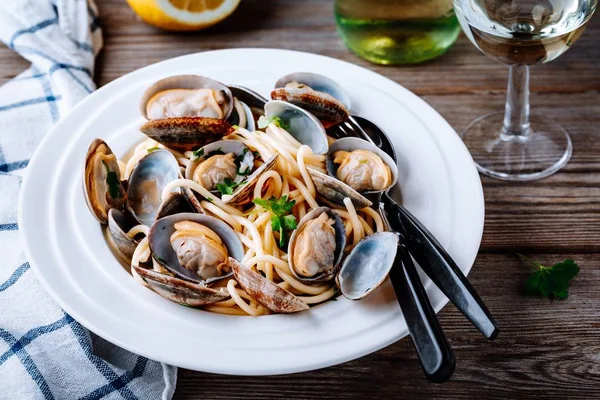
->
[337,232,399,300]
[230,258,309,313]
[127,149,180,226]
[132,265,229,307]
[229,85,267,126]
[229,98,256,131]
[107,208,141,260]
[149,213,244,284]
[287,207,346,283]
[139,75,235,151]
[185,140,278,207]
[271,72,351,128]
[83,139,127,224]
[264,100,329,155]
[308,137,398,208]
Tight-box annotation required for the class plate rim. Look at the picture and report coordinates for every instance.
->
[18,48,484,375]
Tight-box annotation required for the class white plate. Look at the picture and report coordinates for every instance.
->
[19,49,484,375]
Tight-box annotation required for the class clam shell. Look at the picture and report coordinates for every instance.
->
[127,149,180,226]
[230,258,309,313]
[185,140,250,182]
[149,213,244,284]
[132,265,229,307]
[310,136,399,208]
[140,75,234,120]
[307,167,372,208]
[108,208,139,260]
[327,137,398,194]
[225,154,278,207]
[271,72,351,127]
[287,207,347,283]
[229,99,256,131]
[83,139,127,224]
[156,191,193,220]
[337,232,398,300]
[264,100,328,155]
[140,117,234,152]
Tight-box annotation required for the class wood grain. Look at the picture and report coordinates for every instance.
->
[1,0,599,398]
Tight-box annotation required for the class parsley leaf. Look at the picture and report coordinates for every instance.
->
[282,214,297,231]
[192,148,204,158]
[253,196,297,247]
[257,115,290,130]
[102,160,121,200]
[207,148,225,157]
[216,178,243,196]
[518,253,580,299]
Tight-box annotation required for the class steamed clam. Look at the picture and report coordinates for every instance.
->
[185,140,278,206]
[107,208,140,260]
[287,207,346,283]
[230,258,309,313]
[127,149,181,226]
[149,213,244,284]
[139,75,235,151]
[83,139,127,224]
[271,72,351,128]
[264,100,329,155]
[132,265,229,307]
[337,232,399,300]
[308,137,398,208]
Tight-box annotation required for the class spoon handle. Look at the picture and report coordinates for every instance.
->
[383,193,499,340]
[389,244,455,383]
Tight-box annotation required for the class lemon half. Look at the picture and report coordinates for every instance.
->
[126,0,241,31]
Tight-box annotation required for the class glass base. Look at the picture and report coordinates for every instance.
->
[461,112,572,181]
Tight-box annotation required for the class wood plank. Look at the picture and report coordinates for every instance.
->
[0,0,599,397]
[1,0,599,95]
[174,253,600,399]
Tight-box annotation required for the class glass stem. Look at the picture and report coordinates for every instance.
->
[502,64,531,138]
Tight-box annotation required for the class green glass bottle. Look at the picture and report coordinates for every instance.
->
[335,0,461,65]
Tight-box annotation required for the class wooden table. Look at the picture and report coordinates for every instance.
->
[3,1,600,398]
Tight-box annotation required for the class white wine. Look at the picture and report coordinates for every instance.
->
[454,0,597,64]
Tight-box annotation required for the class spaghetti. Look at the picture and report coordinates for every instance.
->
[122,123,384,316]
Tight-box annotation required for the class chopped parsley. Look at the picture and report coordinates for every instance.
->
[192,148,204,158]
[216,178,244,196]
[207,148,225,157]
[234,148,253,176]
[147,147,160,153]
[102,160,121,200]
[257,115,290,130]
[253,196,297,247]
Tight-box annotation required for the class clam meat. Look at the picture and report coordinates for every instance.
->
[170,221,230,281]
[288,207,346,282]
[333,149,392,192]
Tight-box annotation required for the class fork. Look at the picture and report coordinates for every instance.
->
[330,116,498,340]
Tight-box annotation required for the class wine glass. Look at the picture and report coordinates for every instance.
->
[453,0,597,180]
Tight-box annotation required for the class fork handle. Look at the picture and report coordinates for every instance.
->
[383,193,499,340]
[390,244,455,383]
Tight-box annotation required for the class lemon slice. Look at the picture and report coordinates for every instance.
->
[126,0,241,31]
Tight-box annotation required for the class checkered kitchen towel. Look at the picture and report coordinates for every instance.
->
[0,0,176,398]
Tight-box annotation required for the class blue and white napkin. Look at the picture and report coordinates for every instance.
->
[0,0,177,398]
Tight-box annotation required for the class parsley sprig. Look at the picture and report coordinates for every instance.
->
[257,115,290,130]
[518,253,580,299]
[216,178,244,196]
[253,196,297,247]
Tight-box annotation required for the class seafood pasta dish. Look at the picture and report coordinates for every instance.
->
[83,73,399,316]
